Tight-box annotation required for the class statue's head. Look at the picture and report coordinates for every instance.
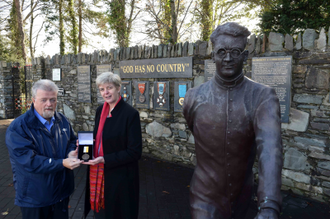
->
[211,22,251,79]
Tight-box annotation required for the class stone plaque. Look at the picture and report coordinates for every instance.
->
[52,68,61,81]
[135,81,150,109]
[77,65,91,103]
[252,56,292,123]
[204,59,216,81]
[96,64,112,103]
[174,81,192,112]
[120,81,132,106]
[153,81,170,111]
[119,57,193,78]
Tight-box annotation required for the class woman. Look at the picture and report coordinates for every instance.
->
[83,72,142,219]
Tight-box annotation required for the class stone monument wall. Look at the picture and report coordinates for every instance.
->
[1,27,330,203]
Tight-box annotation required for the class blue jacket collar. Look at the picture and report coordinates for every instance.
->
[25,103,62,129]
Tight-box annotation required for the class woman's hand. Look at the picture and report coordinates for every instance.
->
[82,156,105,165]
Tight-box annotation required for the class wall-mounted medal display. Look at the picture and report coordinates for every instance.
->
[135,81,150,109]
[120,81,132,106]
[174,81,191,112]
[153,81,170,111]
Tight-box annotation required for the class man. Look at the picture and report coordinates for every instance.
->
[6,79,82,219]
[183,22,283,219]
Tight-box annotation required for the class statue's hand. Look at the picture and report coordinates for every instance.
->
[254,208,278,219]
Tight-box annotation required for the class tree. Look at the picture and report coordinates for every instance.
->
[144,0,194,44]
[68,0,78,54]
[28,0,45,60]
[199,0,212,42]
[1,0,46,61]
[59,0,65,55]
[259,0,330,35]
[0,32,12,61]
[14,0,27,63]
[194,0,269,41]
[106,0,141,47]
[78,0,109,51]
[42,0,109,54]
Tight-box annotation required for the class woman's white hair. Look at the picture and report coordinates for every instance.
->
[96,72,122,88]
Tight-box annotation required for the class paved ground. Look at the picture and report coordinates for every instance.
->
[1,119,330,219]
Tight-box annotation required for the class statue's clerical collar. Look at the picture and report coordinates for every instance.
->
[213,72,244,88]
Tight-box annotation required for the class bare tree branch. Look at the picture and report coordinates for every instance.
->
[23,0,39,22]
[177,0,193,34]
[33,20,44,53]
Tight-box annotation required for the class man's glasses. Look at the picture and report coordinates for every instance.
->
[215,48,244,59]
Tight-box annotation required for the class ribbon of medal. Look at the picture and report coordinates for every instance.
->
[121,83,130,102]
[178,84,187,106]
[138,83,146,103]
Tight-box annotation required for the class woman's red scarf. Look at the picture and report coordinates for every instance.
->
[89,96,121,212]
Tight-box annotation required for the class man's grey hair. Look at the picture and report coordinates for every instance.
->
[32,79,59,98]
[210,22,251,47]
[96,72,122,88]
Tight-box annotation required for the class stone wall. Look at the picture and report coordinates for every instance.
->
[0,62,21,118]
[1,27,330,203]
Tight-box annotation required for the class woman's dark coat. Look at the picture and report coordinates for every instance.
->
[84,98,142,219]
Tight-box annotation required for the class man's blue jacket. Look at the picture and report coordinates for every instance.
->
[6,104,77,207]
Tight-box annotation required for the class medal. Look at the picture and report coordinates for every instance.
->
[178,84,187,106]
[82,146,90,160]
[156,82,166,107]
[138,83,146,103]
[121,83,130,102]
[82,154,90,161]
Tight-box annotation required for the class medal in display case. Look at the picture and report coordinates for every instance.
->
[78,131,93,161]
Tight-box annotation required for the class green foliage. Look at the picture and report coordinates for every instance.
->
[8,2,22,59]
[259,0,330,35]
[194,0,261,42]
[0,2,25,63]
[68,0,78,54]
[144,0,192,44]
[107,0,130,47]
[200,0,213,41]
[41,0,109,53]
[162,0,172,43]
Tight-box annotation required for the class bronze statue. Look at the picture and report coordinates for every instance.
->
[183,22,283,219]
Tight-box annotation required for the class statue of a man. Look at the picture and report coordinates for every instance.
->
[183,22,283,219]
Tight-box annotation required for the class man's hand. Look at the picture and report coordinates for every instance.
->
[82,156,105,165]
[68,146,78,158]
[63,158,83,170]
[254,208,279,219]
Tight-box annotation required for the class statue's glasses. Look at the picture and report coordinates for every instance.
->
[215,48,244,59]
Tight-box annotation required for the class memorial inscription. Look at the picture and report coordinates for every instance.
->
[252,56,292,123]
[119,57,193,78]
[96,64,112,103]
[77,65,91,103]
[204,60,216,81]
